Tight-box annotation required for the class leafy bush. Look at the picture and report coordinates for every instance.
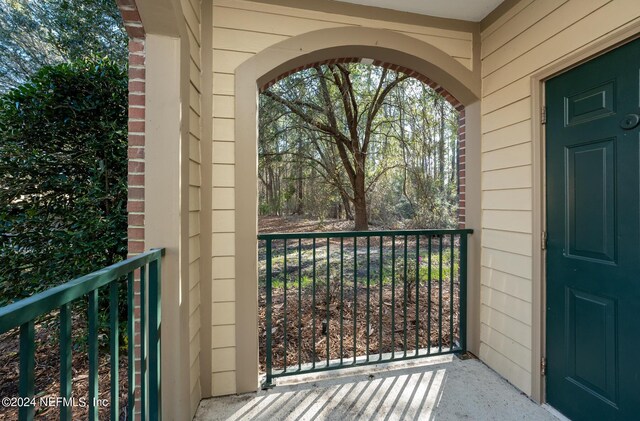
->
[0,59,128,305]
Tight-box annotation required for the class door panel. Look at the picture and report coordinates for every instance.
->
[546,37,640,420]
[565,288,617,405]
[565,139,615,263]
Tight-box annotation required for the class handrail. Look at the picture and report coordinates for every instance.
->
[258,228,473,240]
[0,248,165,333]
[0,248,165,421]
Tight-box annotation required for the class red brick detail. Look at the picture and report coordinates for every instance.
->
[128,187,145,200]
[129,81,145,92]
[128,160,145,173]
[129,107,145,120]
[117,0,145,414]
[128,174,145,186]
[129,67,145,80]
[128,120,145,133]
[128,227,145,240]
[127,201,144,213]
[129,134,145,146]
[128,213,145,226]
[260,57,467,227]
[128,93,145,107]
[128,240,144,253]
[129,53,145,66]
[128,147,145,159]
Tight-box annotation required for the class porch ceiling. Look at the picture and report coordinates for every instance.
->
[329,0,505,21]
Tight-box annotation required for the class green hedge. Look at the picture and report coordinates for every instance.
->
[0,59,128,305]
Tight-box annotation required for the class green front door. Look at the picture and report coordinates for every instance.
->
[546,37,640,420]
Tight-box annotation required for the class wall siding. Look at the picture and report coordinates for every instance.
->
[480,0,640,395]
[210,0,475,396]
[185,0,203,415]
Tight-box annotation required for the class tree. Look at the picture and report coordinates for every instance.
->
[259,63,461,230]
[263,64,409,230]
[0,0,127,91]
[0,59,128,305]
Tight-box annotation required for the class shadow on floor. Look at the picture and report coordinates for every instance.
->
[195,355,557,421]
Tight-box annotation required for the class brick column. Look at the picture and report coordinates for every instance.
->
[116,1,146,418]
[117,0,146,255]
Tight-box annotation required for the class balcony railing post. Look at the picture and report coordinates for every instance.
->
[459,233,469,353]
[60,303,72,421]
[88,289,99,421]
[127,272,136,420]
[263,238,274,388]
[149,253,162,420]
[109,282,120,421]
[18,321,34,421]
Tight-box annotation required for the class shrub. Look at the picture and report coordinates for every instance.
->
[0,58,128,305]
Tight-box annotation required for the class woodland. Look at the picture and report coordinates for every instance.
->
[259,62,461,231]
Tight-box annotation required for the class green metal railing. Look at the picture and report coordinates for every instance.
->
[259,229,472,388]
[0,248,164,421]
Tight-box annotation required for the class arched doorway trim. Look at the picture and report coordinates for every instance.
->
[234,26,481,393]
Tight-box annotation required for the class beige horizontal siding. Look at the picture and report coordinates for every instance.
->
[481,0,535,40]
[481,266,532,301]
[184,0,203,414]
[482,0,569,62]
[480,0,640,395]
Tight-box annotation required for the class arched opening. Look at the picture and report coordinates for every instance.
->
[256,59,467,382]
[234,27,481,393]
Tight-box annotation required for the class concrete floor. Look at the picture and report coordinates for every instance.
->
[195,355,559,421]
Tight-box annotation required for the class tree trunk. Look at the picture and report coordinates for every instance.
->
[340,192,353,220]
[296,137,304,214]
[352,164,368,230]
[353,195,368,230]
[438,98,445,191]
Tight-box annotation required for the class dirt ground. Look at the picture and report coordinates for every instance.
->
[0,312,130,420]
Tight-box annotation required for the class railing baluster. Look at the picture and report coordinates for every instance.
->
[140,265,147,419]
[460,233,468,353]
[391,236,395,358]
[312,238,316,368]
[403,235,408,358]
[149,255,162,420]
[298,239,302,371]
[127,272,136,420]
[88,289,99,421]
[340,237,344,364]
[109,282,120,421]
[18,321,34,421]
[353,236,357,364]
[450,234,455,351]
[265,239,273,386]
[415,235,420,356]
[326,238,330,368]
[379,236,383,361]
[438,235,443,353]
[366,236,370,362]
[283,239,288,372]
[60,304,72,421]
[427,235,432,355]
